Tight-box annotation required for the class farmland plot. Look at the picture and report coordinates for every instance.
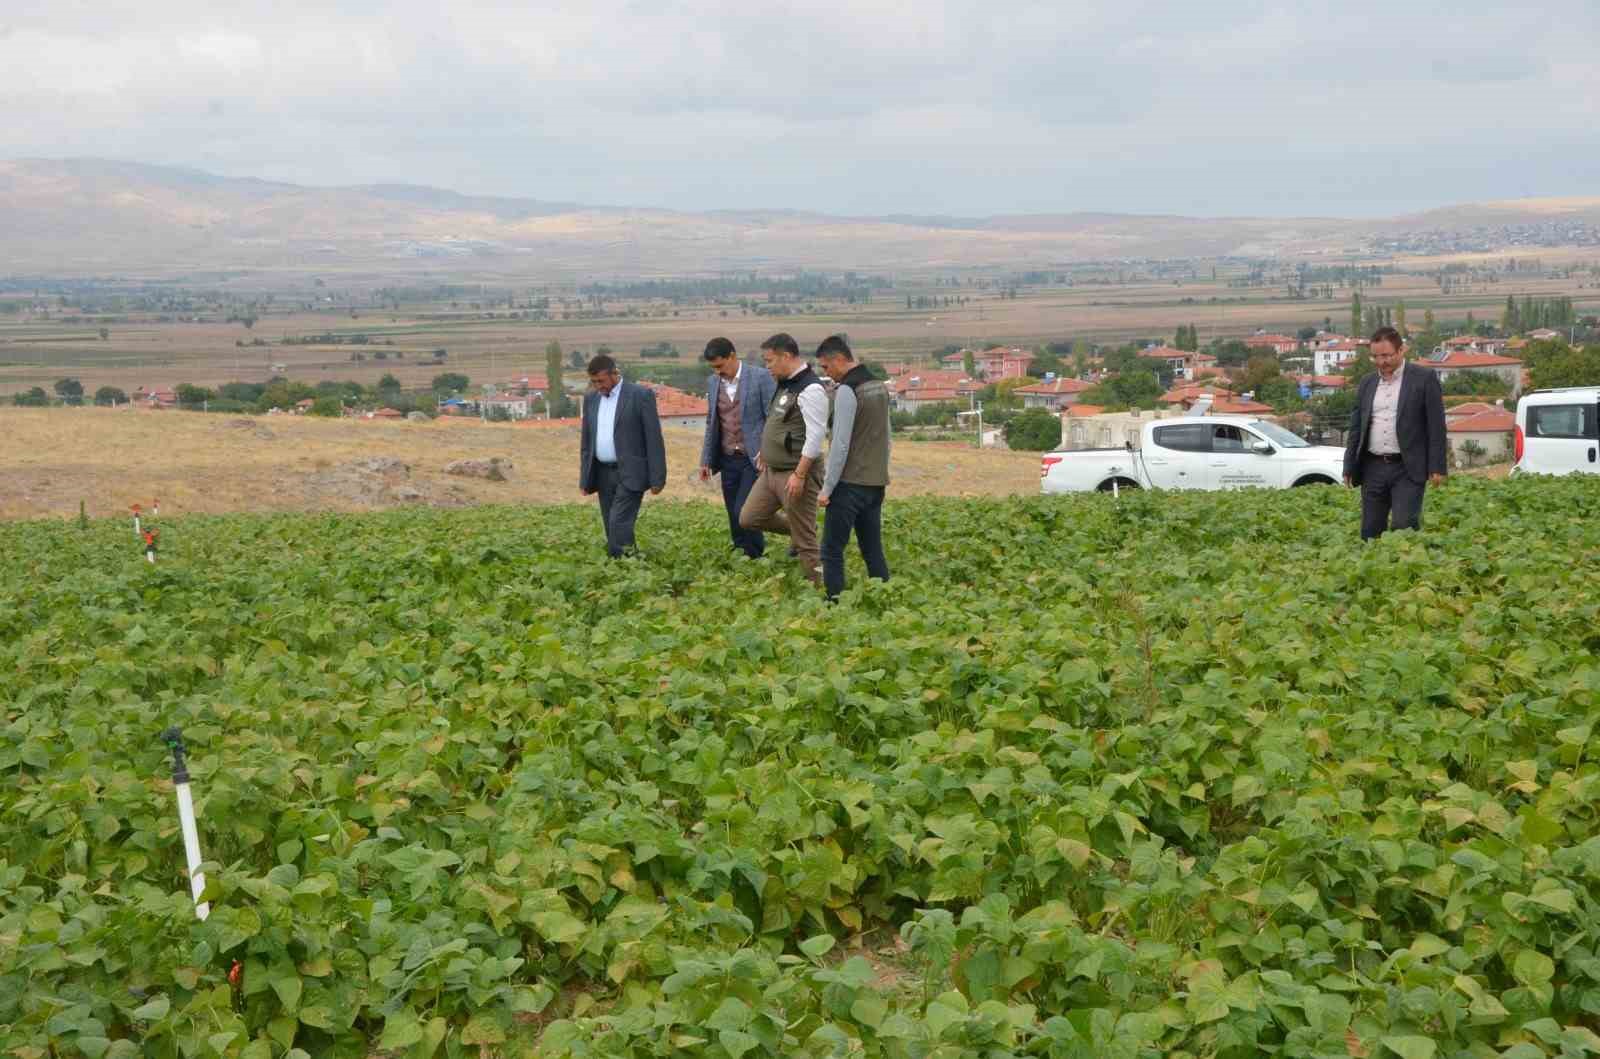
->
[3,480,1600,1058]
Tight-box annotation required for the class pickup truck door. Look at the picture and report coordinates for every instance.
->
[1206,424,1281,489]
[1144,423,1210,489]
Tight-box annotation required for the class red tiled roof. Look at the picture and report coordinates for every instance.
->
[1416,352,1522,369]
[1211,398,1274,414]
[1446,410,1515,433]
[1445,401,1498,416]
[1246,333,1297,346]
[900,387,963,402]
[1065,404,1108,418]
[1015,377,1092,395]
[641,382,709,417]
[373,408,403,418]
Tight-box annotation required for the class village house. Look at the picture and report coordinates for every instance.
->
[1014,376,1092,411]
[640,383,709,428]
[1437,335,1510,356]
[1245,332,1300,356]
[1414,350,1524,397]
[888,369,979,413]
[1312,341,1367,376]
[1288,374,1349,397]
[1145,346,1218,382]
[1444,403,1516,465]
[482,394,533,419]
[132,386,178,409]
[1058,407,1184,450]
[940,346,1036,380]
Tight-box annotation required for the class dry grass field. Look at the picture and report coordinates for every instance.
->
[4,248,1598,398]
[0,406,1040,522]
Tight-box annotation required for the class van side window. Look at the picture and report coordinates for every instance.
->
[1528,404,1598,440]
[1152,424,1210,452]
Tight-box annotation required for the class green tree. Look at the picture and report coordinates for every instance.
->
[377,373,401,393]
[1528,345,1600,391]
[1460,439,1485,468]
[310,396,343,417]
[432,372,470,394]
[14,386,48,406]
[1395,301,1407,336]
[175,383,215,408]
[98,327,109,341]
[1423,308,1436,331]
[93,386,127,406]
[962,348,976,378]
[1003,409,1061,451]
[1350,292,1363,340]
[1241,354,1281,395]
[546,340,571,418]
[1502,295,1521,334]
[53,378,84,403]
[1081,371,1163,410]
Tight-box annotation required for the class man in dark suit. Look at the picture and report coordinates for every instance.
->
[699,337,777,558]
[1342,326,1447,540]
[579,354,667,557]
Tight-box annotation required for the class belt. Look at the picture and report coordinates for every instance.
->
[1366,452,1403,464]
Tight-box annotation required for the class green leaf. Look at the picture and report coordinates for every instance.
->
[1380,1036,1437,1059]
[380,1008,424,1050]
[460,1015,506,1046]
[131,994,170,1021]
[799,933,836,958]
[1513,950,1555,987]
[719,1029,759,1059]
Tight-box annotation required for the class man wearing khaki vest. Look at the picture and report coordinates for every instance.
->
[739,333,828,583]
[816,335,892,599]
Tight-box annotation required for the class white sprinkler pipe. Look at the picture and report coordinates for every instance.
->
[161,728,210,920]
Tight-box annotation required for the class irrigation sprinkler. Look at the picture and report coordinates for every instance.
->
[131,503,142,538]
[143,528,158,564]
[153,498,160,517]
[159,727,210,920]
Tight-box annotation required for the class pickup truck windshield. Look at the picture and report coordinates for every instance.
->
[1249,421,1310,448]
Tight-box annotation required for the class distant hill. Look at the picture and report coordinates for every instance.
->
[2,158,1596,277]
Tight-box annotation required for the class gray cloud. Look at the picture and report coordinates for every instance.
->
[1,0,1595,216]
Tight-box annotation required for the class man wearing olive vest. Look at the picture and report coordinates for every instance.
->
[816,335,892,599]
[739,333,829,584]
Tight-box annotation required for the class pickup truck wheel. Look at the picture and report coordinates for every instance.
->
[1292,474,1336,487]
[1098,477,1141,493]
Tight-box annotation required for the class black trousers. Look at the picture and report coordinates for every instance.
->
[821,482,890,599]
[1360,456,1426,541]
[719,458,765,558]
[593,463,644,557]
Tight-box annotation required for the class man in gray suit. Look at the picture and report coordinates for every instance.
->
[579,354,667,557]
[699,337,776,558]
[1342,326,1447,540]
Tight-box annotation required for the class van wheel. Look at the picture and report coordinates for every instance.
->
[1098,477,1141,493]
[1292,475,1336,487]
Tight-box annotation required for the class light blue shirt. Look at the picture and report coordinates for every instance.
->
[595,383,622,463]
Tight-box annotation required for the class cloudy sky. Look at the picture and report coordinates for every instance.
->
[3,0,1596,217]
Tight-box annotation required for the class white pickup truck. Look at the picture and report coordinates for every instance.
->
[1041,415,1345,493]
[1512,387,1599,476]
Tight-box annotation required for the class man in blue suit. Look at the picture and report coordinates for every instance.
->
[580,354,667,557]
[698,337,776,558]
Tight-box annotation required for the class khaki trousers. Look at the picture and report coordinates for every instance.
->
[739,464,822,583]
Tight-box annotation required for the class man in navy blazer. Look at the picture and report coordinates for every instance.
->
[1342,326,1447,540]
[579,354,667,557]
[698,337,776,557]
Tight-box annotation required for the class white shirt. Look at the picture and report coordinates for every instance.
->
[1368,363,1404,455]
[594,382,622,463]
[796,379,829,460]
[721,362,742,403]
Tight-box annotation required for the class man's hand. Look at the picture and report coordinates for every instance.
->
[818,492,830,508]
[756,453,765,473]
[699,466,711,482]
[1342,474,1353,488]
[785,472,804,502]
[650,485,664,496]
[1428,473,1445,487]
[582,487,595,496]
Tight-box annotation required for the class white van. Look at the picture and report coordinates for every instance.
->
[1513,387,1600,476]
